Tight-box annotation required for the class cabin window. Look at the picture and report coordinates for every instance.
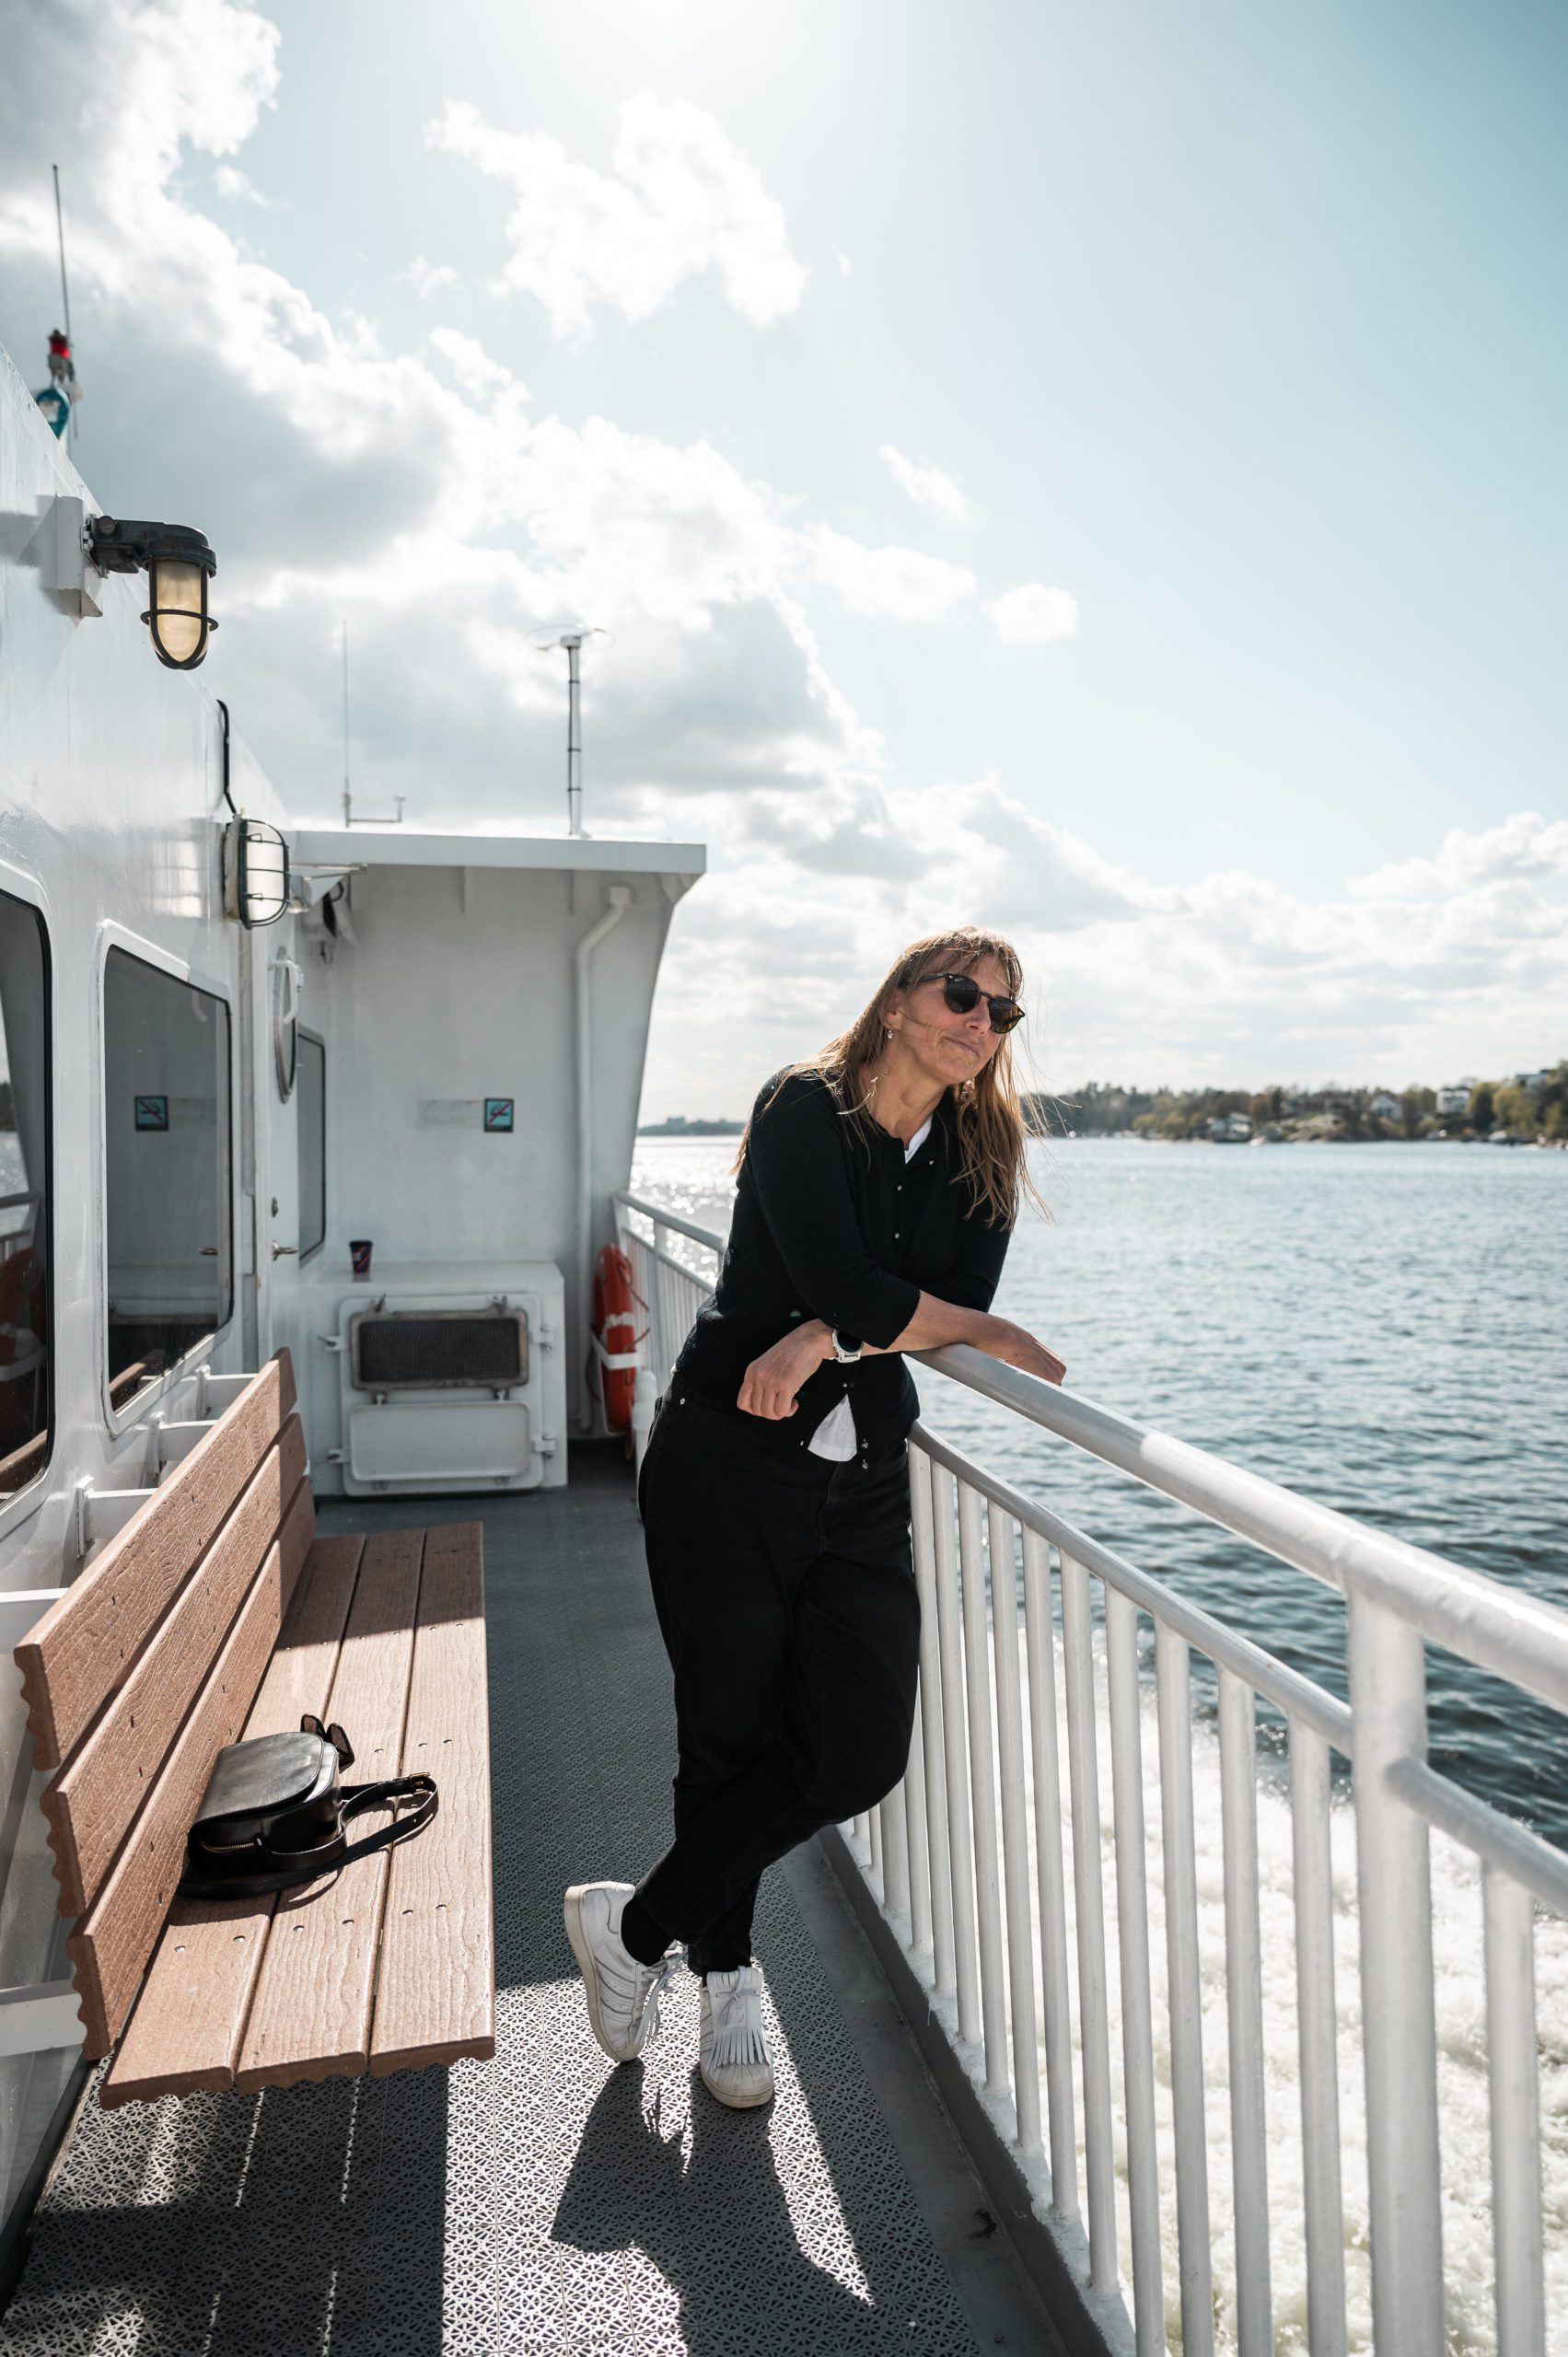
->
[103,948,233,1408]
[0,892,52,1493]
[297,1029,325,1261]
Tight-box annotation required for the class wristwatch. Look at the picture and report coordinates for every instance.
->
[830,1329,864,1364]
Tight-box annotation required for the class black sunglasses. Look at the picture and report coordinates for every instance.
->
[915,970,1024,1034]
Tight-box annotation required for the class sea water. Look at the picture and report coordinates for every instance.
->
[632,1134,1568,2351]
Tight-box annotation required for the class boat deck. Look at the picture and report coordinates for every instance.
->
[3,1445,1059,2355]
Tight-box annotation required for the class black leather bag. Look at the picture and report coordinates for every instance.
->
[179,1714,438,1900]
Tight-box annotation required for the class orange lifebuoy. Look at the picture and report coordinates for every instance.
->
[592,1243,637,1432]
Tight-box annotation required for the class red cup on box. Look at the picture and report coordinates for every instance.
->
[350,1238,373,1280]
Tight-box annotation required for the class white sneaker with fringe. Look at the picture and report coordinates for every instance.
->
[699,1964,775,2107]
[563,1882,678,2064]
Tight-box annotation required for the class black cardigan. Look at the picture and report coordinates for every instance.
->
[670,1068,1013,1459]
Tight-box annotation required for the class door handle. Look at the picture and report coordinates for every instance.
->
[272,1244,299,1260]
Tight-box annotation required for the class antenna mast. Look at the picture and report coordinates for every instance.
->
[52,166,75,444]
[341,619,351,827]
[530,623,604,837]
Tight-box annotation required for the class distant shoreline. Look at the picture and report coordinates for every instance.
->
[636,1118,745,1138]
[636,1127,1568,1150]
[642,1064,1567,1148]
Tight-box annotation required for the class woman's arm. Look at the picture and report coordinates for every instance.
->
[737,1298,1065,1419]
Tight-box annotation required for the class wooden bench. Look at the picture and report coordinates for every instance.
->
[12,1349,495,2105]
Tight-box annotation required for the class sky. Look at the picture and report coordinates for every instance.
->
[1,0,1564,1116]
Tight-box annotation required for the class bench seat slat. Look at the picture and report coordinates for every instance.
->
[43,1416,308,1919]
[370,1523,494,2076]
[235,1529,425,2093]
[17,1356,297,1772]
[100,1532,367,2107]
[68,1480,317,2059]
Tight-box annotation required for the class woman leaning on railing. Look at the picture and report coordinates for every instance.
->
[566,925,1064,2110]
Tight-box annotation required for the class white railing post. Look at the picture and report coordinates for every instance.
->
[1346,1592,1445,2357]
[933,1463,982,2049]
[1483,1865,1545,2357]
[902,1689,933,1959]
[1106,1586,1164,2354]
[1288,1717,1348,2357]
[1217,1669,1272,2357]
[880,1779,911,1926]
[1060,1550,1119,2294]
[1022,1527,1078,2226]
[630,1365,656,1477]
[958,1481,1008,2099]
[911,1445,955,1994]
[1155,1624,1214,2357]
[988,1500,1041,2158]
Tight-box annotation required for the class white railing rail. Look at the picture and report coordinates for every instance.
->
[610,1189,1563,2357]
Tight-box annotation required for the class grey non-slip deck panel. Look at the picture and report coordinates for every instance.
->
[2,1448,1014,2356]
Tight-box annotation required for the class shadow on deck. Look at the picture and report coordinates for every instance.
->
[2,1445,1056,2355]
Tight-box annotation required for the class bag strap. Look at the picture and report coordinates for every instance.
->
[178,1774,439,1901]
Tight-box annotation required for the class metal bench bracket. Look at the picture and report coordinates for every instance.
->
[0,1980,84,2060]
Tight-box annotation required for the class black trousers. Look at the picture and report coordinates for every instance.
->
[632,1391,920,1976]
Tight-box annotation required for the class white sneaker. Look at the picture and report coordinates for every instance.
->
[563,1882,677,2064]
[699,1965,775,2108]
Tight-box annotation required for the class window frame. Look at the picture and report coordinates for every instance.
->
[95,923,237,1436]
[0,859,55,1537]
[296,1026,326,1264]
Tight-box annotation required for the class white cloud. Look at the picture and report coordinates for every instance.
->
[878,444,970,523]
[1347,812,1568,901]
[425,91,806,341]
[641,793,1568,1112]
[807,528,976,622]
[985,581,1079,646]
[403,254,458,298]
[427,327,522,401]
[213,162,274,205]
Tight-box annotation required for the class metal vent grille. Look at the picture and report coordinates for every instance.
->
[349,1310,528,1392]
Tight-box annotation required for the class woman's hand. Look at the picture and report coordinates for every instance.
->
[987,1320,1067,1387]
[738,1318,832,1419]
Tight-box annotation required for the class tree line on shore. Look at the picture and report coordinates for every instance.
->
[1031,1061,1568,1143]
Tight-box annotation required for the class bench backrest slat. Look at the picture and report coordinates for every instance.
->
[99,1531,369,2106]
[17,1355,298,1771]
[43,1416,309,1917]
[66,1477,318,2056]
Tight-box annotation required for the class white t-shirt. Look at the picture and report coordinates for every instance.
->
[807,1114,933,1461]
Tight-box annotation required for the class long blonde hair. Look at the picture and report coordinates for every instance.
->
[737,926,1047,1226]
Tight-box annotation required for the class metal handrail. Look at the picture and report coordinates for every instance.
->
[613,1189,726,1254]
[915,1343,1568,1715]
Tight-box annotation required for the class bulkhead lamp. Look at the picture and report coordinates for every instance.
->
[87,516,218,669]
